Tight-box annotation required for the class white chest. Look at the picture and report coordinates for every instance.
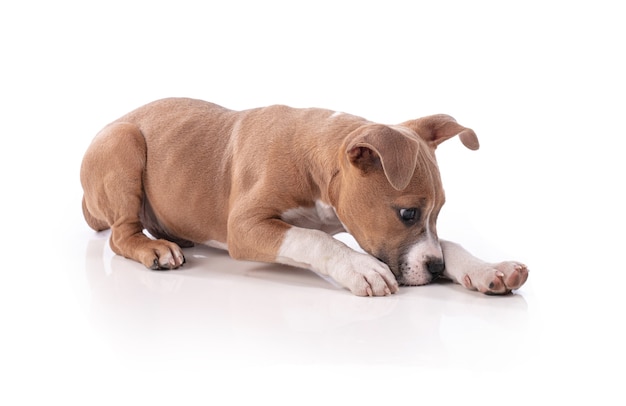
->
[280,200,345,234]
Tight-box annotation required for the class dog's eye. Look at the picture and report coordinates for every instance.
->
[399,208,420,225]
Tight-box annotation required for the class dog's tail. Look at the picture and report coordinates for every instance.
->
[82,196,110,231]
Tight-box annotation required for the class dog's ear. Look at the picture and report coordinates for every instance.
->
[401,114,479,150]
[346,125,419,191]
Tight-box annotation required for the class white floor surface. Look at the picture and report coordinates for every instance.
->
[5,156,625,405]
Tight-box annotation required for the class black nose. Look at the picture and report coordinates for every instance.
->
[426,258,445,277]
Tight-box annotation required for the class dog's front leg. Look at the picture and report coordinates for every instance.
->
[440,240,529,294]
[277,227,399,296]
[228,217,398,296]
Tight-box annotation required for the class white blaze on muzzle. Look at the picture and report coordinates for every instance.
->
[398,212,444,286]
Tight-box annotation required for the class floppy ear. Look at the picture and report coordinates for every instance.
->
[346,125,419,191]
[401,114,479,150]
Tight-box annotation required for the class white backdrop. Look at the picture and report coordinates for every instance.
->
[1,1,624,405]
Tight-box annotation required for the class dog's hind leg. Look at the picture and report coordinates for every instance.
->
[82,195,109,231]
[80,122,185,270]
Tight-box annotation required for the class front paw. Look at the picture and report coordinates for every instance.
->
[461,261,529,295]
[330,253,400,297]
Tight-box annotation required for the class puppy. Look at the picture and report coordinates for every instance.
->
[81,98,528,296]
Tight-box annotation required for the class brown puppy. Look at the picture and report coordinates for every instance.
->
[81,98,528,296]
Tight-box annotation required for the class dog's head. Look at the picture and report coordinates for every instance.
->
[331,114,479,286]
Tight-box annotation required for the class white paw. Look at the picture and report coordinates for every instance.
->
[329,252,400,297]
[461,261,529,295]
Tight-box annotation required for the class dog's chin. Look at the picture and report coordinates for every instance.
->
[397,273,434,287]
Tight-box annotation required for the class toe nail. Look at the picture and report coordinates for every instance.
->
[463,275,472,289]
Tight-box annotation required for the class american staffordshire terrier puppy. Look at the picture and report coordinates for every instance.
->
[81,98,528,296]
